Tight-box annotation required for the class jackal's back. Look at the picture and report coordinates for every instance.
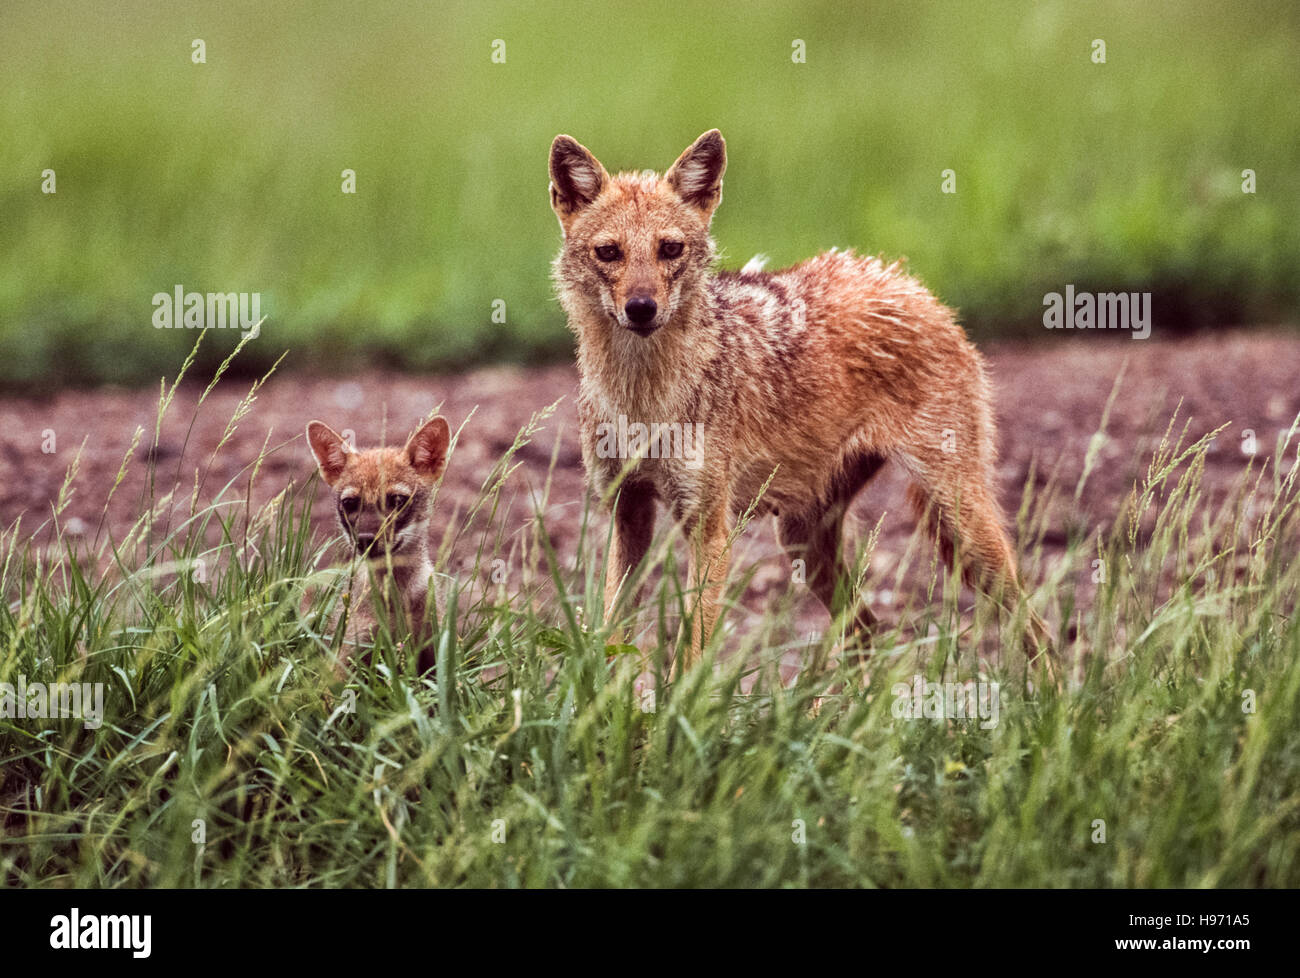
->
[702,249,993,508]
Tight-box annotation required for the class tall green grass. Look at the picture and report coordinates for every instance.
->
[2,345,1298,887]
[2,0,1298,387]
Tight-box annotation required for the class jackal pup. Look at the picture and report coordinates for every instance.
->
[549,129,1051,670]
[306,416,450,676]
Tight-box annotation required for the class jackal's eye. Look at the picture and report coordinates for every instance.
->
[594,244,622,262]
[658,240,684,260]
[385,493,410,512]
[340,496,360,515]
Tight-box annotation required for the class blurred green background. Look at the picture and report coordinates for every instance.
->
[1,0,1297,389]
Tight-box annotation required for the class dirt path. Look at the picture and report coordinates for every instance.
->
[4,332,1298,656]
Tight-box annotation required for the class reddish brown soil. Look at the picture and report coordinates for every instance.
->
[4,332,1298,665]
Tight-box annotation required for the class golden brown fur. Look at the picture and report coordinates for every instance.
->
[306,417,450,677]
[549,129,1052,673]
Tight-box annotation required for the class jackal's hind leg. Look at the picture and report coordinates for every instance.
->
[905,480,1054,663]
[777,505,877,648]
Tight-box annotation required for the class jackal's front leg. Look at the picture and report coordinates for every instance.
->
[677,498,731,675]
[603,483,656,639]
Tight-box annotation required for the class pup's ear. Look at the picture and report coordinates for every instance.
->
[404,416,450,481]
[549,135,608,231]
[306,421,351,485]
[665,129,727,222]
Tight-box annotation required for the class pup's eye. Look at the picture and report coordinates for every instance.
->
[385,493,410,511]
[594,244,622,262]
[340,496,360,515]
[658,240,684,260]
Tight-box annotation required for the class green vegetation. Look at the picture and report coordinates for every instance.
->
[3,347,1298,887]
[2,0,1298,388]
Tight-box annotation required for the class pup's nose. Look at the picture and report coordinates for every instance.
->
[355,533,376,550]
[624,296,657,325]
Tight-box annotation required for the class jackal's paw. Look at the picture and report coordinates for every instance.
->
[633,672,657,714]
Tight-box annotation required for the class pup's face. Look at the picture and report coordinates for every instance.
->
[306,417,449,559]
[550,130,726,338]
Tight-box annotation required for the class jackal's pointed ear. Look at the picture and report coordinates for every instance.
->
[665,129,726,222]
[306,421,351,485]
[549,135,608,231]
[405,416,450,481]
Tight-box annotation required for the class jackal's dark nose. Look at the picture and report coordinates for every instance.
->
[624,296,657,326]
[355,533,376,551]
